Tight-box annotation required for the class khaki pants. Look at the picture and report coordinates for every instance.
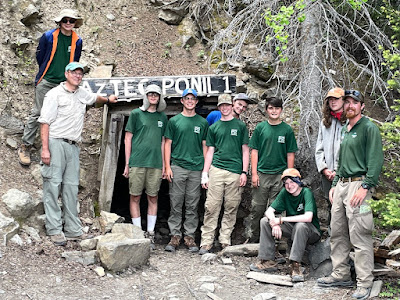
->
[330,180,374,288]
[200,166,243,246]
[168,164,201,238]
[248,173,282,241]
[41,138,82,237]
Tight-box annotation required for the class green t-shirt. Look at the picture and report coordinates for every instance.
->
[249,121,298,174]
[44,32,71,84]
[164,113,209,171]
[332,116,383,188]
[271,187,320,233]
[125,108,168,169]
[206,118,249,174]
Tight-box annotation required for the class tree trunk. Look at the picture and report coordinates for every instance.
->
[297,1,323,185]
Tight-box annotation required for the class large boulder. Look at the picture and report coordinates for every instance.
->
[2,189,40,219]
[111,223,145,239]
[243,58,274,81]
[97,238,150,271]
[98,211,124,233]
[0,212,19,246]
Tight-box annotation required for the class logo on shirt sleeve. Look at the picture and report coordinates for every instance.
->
[158,121,163,128]
[194,126,200,134]
[231,129,238,136]
[278,136,285,143]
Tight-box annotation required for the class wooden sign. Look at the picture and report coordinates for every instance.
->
[82,74,236,102]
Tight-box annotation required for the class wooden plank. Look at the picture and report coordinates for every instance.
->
[220,244,259,257]
[380,230,400,248]
[98,113,124,212]
[389,248,400,257]
[374,248,391,259]
[247,271,293,287]
[370,280,383,298]
[386,259,400,268]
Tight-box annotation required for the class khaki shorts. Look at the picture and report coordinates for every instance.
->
[129,167,162,197]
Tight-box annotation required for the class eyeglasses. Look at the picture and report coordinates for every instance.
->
[69,70,83,77]
[61,18,76,24]
[183,97,196,101]
[147,92,159,97]
[345,90,361,97]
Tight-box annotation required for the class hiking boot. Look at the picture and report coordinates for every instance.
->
[275,251,286,264]
[18,144,31,166]
[145,231,156,250]
[199,244,212,255]
[66,233,94,241]
[352,287,371,300]
[184,236,199,253]
[165,235,181,252]
[317,275,353,287]
[291,261,304,282]
[249,260,278,272]
[50,233,67,246]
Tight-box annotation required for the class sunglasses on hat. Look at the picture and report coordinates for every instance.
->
[345,90,361,97]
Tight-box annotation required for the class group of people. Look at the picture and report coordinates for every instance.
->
[20,8,383,300]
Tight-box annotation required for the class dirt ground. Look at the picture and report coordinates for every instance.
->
[0,239,358,300]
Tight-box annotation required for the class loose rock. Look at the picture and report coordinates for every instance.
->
[61,250,98,266]
[252,292,277,300]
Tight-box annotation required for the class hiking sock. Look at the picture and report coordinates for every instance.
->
[132,217,141,228]
[147,214,157,232]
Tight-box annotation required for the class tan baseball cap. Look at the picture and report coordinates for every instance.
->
[281,168,301,180]
[217,94,232,106]
[325,87,344,100]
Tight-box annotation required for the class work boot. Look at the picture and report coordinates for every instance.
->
[183,236,199,253]
[199,244,212,255]
[249,260,278,272]
[145,231,156,250]
[165,235,181,252]
[50,233,67,246]
[317,275,353,287]
[18,144,31,166]
[352,286,371,300]
[291,261,304,282]
[66,233,94,241]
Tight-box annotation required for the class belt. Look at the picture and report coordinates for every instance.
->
[62,138,77,145]
[339,176,364,183]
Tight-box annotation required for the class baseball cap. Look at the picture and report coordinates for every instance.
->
[182,88,197,98]
[233,93,249,102]
[217,94,232,106]
[65,62,84,72]
[344,90,364,103]
[281,168,302,180]
[325,87,344,100]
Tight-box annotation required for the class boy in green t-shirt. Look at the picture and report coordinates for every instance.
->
[123,84,168,249]
[164,88,208,253]
[199,94,249,255]
[250,168,321,283]
[247,97,298,242]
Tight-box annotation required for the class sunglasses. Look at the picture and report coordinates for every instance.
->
[61,18,76,24]
[345,90,361,97]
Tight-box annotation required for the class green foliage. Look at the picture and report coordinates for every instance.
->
[165,42,172,49]
[379,280,400,298]
[379,2,400,195]
[370,193,400,228]
[347,0,368,10]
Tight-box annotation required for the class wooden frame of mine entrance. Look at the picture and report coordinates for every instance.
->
[82,74,236,212]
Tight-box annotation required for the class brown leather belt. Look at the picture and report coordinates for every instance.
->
[339,176,364,183]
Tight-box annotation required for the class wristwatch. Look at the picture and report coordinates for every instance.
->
[361,183,370,190]
[241,171,248,175]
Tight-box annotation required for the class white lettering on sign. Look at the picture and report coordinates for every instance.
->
[82,75,235,99]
